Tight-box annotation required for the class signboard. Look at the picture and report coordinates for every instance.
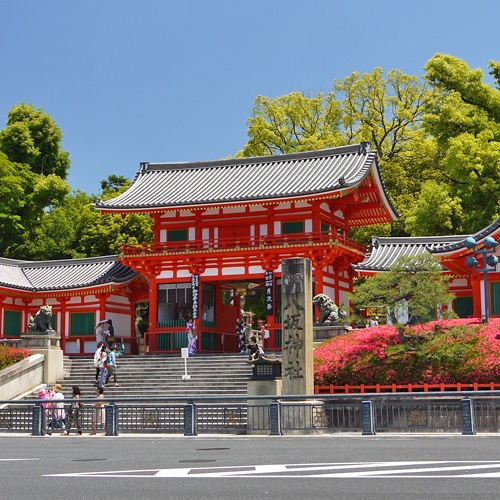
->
[191,274,199,319]
[265,270,274,316]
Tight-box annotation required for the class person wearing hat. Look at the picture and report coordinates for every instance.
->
[47,383,66,435]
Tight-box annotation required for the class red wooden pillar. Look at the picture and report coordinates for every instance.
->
[58,297,68,354]
[471,274,483,318]
[149,273,158,352]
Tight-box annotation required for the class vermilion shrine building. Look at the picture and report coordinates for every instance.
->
[95,143,398,353]
[1,143,498,355]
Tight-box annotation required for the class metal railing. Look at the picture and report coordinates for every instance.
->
[1,392,500,436]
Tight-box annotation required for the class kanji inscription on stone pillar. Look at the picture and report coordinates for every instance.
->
[281,258,313,395]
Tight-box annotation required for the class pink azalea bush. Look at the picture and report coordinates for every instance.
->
[0,345,32,370]
[314,318,500,385]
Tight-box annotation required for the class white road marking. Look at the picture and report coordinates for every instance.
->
[44,461,500,479]
[0,458,39,462]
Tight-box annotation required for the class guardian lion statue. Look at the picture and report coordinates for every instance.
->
[28,305,56,335]
[313,294,346,323]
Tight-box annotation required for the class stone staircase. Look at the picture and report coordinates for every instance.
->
[58,353,254,400]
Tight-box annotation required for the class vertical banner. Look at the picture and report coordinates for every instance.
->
[264,270,274,316]
[191,274,199,320]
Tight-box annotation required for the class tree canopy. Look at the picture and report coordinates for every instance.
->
[349,253,454,342]
[238,57,500,238]
[422,54,500,233]
[2,53,500,259]
[0,103,70,178]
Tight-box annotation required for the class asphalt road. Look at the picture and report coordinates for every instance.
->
[2,433,500,500]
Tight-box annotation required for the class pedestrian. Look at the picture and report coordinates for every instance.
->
[106,344,121,387]
[248,335,262,361]
[106,319,115,348]
[47,383,65,435]
[90,387,105,435]
[93,341,104,385]
[99,347,108,388]
[95,321,108,345]
[62,386,83,436]
[37,387,53,433]
[237,319,246,354]
[187,320,197,355]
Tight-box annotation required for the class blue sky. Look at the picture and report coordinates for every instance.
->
[1,0,499,195]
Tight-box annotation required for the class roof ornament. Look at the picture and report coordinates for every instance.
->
[139,162,149,173]
[338,176,346,187]
[359,142,371,154]
[372,237,379,249]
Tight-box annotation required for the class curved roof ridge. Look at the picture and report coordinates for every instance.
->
[144,144,366,172]
[430,216,500,254]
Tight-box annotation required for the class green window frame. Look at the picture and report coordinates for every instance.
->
[491,282,500,316]
[282,221,304,234]
[70,312,95,336]
[4,310,22,337]
[167,229,188,242]
[454,296,474,318]
[321,222,330,233]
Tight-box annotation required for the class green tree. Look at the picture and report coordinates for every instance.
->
[238,69,436,240]
[422,54,500,232]
[9,178,154,261]
[0,152,31,253]
[0,103,70,178]
[237,92,345,157]
[405,180,463,236]
[100,174,131,196]
[349,253,454,342]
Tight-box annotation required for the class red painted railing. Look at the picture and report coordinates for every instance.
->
[121,231,366,257]
[314,382,500,394]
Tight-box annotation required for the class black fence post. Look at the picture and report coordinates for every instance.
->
[32,404,43,436]
[269,400,282,436]
[105,403,117,436]
[361,400,375,435]
[184,402,197,436]
[461,397,476,435]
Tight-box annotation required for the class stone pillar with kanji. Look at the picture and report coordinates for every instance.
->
[281,258,314,395]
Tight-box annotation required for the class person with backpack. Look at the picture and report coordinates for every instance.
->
[105,344,121,387]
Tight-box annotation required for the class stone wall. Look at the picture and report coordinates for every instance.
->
[0,354,45,401]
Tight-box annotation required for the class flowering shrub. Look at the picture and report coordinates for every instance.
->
[314,318,500,385]
[0,345,32,370]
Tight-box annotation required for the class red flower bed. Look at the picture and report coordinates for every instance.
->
[314,318,500,385]
[0,345,32,370]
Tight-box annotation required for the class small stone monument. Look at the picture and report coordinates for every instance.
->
[281,258,314,395]
[21,304,63,384]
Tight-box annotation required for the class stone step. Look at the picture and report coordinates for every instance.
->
[52,354,254,400]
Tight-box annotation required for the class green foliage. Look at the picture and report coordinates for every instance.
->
[314,318,500,385]
[0,103,70,178]
[0,346,32,370]
[100,175,131,197]
[405,180,463,236]
[349,253,454,340]
[238,68,437,239]
[422,54,500,233]
[8,187,154,260]
[237,92,345,157]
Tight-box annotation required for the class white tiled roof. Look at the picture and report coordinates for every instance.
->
[0,255,137,291]
[95,143,397,218]
[353,235,468,272]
